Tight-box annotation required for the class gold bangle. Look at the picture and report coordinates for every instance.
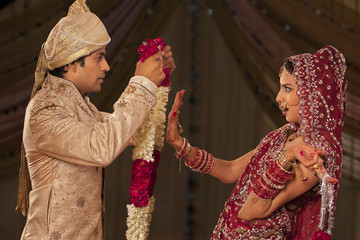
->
[175,138,188,159]
[197,149,208,172]
[278,151,293,169]
[276,158,294,174]
[262,172,285,189]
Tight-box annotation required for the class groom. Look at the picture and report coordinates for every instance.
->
[17,0,175,239]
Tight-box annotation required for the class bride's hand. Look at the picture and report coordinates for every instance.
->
[166,90,186,150]
[285,145,338,184]
[313,157,338,184]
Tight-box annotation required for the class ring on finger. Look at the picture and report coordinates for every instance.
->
[313,163,319,169]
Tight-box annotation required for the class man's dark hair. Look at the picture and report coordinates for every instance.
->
[49,56,86,78]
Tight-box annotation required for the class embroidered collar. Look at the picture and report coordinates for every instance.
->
[42,74,97,120]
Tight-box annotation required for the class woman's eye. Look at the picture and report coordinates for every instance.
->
[285,87,291,92]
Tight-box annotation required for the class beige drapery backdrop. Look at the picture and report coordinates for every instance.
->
[0,0,359,239]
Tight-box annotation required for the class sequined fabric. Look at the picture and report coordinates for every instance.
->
[211,46,346,239]
[20,74,157,240]
[287,45,346,238]
[211,125,292,239]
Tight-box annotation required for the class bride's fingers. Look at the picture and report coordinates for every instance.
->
[326,177,339,184]
[171,90,185,112]
[295,147,317,167]
[313,159,338,184]
[166,113,179,139]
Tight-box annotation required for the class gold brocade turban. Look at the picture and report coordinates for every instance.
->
[32,0,111,97]
[17,0,110,216]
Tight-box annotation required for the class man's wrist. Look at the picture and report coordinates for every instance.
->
[130,76,157,96]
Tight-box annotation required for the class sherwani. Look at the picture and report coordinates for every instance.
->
[21,74,157,240]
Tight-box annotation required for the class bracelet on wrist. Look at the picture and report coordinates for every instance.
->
[278,151,293,169]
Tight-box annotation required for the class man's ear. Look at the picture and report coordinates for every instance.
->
[67,62,78,72]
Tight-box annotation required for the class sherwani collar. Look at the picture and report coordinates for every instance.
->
[42,74,97,120]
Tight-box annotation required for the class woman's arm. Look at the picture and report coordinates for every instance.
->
[180,146,255,183]
[166,90,255,183]
[238,163,318,221]
[208,149,255,183]
[237,141,331,221]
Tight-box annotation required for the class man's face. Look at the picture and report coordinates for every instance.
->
[74,46,110,96]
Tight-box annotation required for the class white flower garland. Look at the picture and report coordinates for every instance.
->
[126,197,155,240]
[126,86,170,240]
[132,86,170,161]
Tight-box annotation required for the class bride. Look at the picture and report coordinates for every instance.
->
[166,46,346,239]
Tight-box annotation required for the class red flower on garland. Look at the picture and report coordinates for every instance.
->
[128,38,170,208]
[312,229,331,240]
[129,152,160,207]
[137,37,170,87]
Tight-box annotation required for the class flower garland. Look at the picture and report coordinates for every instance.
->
[126,38,171,240]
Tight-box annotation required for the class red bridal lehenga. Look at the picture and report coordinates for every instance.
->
[211,46,347,240]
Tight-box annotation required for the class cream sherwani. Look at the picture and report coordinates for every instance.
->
[21,74,157,240]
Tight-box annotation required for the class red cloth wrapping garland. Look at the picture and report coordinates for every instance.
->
[129,37,170,207]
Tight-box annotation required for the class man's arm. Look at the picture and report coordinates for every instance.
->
[29,76,157,167]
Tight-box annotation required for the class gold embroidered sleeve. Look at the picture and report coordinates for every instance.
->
[29,78,157,167]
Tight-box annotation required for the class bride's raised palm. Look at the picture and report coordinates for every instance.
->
[166,90,185,148]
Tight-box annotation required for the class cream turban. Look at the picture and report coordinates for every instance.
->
[17,0,110,216]
[32,0,111,97]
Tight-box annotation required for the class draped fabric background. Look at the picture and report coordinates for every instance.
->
[0,0,359,239]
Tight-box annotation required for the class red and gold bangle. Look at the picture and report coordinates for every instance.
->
[253,179,278,200]
[202,153,214,174]
[253,152,295,200]
[197,150,208,171]
[278,151,293,169]
[184,148,215,174]
[175,138,188,159]
[265,170,288,185]
[262,171,285,189]
[185,147,202,168]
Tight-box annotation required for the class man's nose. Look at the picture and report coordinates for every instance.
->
[103,59,110,72]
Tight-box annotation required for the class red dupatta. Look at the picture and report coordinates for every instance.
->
[287,46,347,239]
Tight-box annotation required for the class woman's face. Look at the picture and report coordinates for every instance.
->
[276,70,300,123]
